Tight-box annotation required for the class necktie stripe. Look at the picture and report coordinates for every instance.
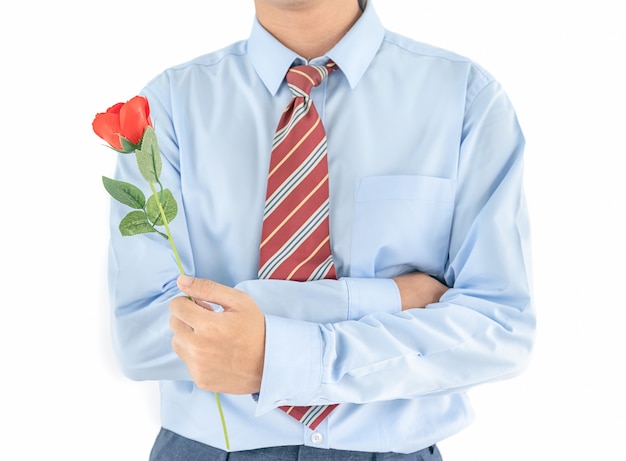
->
[266,217,333,281]
[266,134,327,205]
[301,405,326,426]
[259,201,330,279]
[259,61,339,427]
[286,235,331,280]
[312,255,334,279]
[281,406,295,415]
[261,173,329,249]
[306,404,339,430]
[274,107,323,154]
[264,143,328,220]
[260,208,330,278]
[287,84,311,99]
[289,68,318,86]
[298,251,335,281]
[273,100,311,144]
[272,112,323,161]
[278,403,337,430]
[270,114,321,177]
[263,200,329,260]
[269,220,329,274]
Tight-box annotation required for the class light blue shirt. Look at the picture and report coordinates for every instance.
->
[108,1,535,454]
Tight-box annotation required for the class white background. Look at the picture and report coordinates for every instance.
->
[1,1,624,459]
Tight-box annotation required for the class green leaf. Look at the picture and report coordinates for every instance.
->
[146,189,178,226]
[119,136,138,153]
[119,211,156,236]
[101,143,132,154]
[102,176,146,209]
[135,126,162,183]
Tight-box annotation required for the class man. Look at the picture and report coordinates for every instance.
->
[108,0,535,459]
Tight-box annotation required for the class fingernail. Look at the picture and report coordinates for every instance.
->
[178,275,193,287]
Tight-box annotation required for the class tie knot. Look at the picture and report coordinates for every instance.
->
[286,61,337,97]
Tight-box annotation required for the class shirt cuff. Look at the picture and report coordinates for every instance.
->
[343,277,401,319]
[254,315,323,416]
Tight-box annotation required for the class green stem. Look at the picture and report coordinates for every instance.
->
[214,392,230,450]
[148,183,184,275]
[148,182,231,451]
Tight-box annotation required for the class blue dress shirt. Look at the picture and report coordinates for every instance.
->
[108,1,535,454]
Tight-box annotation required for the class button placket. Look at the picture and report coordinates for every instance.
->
[310,432,324,444]
[303,418,329,448]
[302,414,333,448]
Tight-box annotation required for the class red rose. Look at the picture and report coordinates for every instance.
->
[92,96,152,152]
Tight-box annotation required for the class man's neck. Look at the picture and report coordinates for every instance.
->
[254,0,363,61]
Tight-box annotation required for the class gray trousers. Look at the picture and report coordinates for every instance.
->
[150,428,443,460]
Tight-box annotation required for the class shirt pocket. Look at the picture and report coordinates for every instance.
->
[349,175,454,278]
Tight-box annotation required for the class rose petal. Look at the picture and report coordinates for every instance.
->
[92,112,123,150]
[120,96,152,145]
[106,102,124,115]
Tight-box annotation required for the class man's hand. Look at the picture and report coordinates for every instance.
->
[393,272,449,310]
[169,275,265,394]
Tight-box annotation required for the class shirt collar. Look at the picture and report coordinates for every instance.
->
[248,0,384,95]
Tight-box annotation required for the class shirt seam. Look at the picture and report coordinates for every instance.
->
[463,79,498,116]
[164,41,248,73]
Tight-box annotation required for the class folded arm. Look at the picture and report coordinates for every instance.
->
[254,80,535,413]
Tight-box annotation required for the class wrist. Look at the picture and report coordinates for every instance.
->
[393,272,448,310]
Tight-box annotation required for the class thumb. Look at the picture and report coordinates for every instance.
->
[177,275,242,311]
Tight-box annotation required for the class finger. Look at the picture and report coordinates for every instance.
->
[169,314,194,335]
[170,295,208,330]
[177,275,245,311]
[195,299,218,311]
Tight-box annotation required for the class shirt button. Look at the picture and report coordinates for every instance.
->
[310,432,324,444]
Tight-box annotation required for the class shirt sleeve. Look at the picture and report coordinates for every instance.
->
[255,79,535,415]
[235,278,401,323]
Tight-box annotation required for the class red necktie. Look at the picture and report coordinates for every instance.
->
[258,61,339,429]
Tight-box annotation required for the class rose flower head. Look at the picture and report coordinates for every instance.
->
[92,96,153,153]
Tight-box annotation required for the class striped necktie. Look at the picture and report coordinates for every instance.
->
[258,61,339,429]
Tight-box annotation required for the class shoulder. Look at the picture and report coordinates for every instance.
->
[381,30,495,88]
[169,40,248,72]
[143,40,249,93]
